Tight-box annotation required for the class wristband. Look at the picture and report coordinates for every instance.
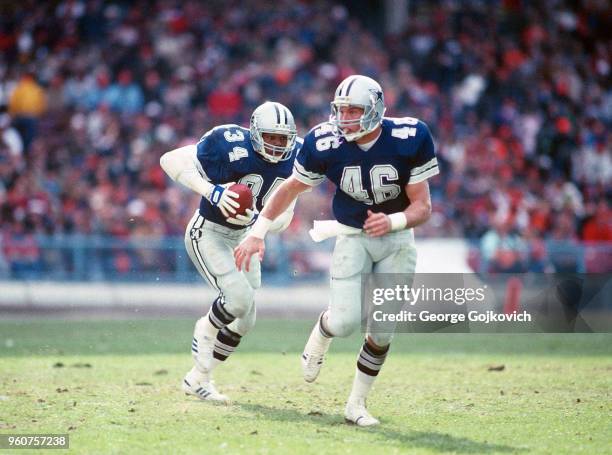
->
[388,212,407,231]
[249,216,272,239]
[209,185,224,204]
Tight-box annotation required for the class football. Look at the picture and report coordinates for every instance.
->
[228,183,253,216]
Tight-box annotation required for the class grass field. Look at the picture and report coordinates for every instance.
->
[1,319,611,454]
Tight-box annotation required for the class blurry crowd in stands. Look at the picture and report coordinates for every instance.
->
[0,0,610,278]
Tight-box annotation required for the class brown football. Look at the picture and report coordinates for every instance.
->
[228,183,253,216]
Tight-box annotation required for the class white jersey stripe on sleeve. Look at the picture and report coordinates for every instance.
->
[408,166,439,184]
[292,168,325,186]
[410,157,438,177]
[294,160,325,181]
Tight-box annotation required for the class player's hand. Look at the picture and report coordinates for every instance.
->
[208,182,240,217]
[363,210,391,237]
[226,208,258,226]
[234,235,265,272]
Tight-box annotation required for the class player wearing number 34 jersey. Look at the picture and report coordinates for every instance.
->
[196,120,298,229]
[160,101,301,403]
[234,75,439,426]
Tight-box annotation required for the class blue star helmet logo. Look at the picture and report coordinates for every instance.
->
[369,89,383,102]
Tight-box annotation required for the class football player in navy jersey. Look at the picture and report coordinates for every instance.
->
[160,101,301,402]
[235,75,439,425]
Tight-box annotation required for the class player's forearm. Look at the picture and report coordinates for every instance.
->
[269,208,293,233]
[389,180,432,231]
[250,177,308,239]
[261,180,302,220]
[402,199,432,229]
[160,145,213,198]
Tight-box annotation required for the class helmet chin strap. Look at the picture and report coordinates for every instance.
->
[342,127,369,142]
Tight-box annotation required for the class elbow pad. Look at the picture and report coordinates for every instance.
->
[160,146,213,198]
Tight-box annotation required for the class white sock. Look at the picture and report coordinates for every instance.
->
[197,314,219,339]
[208,357,222,373]
[186,365,209,383]
[192,316,221,375]
[348,369,376,403]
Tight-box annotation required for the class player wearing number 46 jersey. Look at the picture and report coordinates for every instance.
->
[235,75,439,426]
[160,101,301,403]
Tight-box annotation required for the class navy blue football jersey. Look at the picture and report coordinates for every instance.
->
[196,124,301,229]
[293,117,438,228]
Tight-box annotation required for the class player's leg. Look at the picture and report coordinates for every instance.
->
[345,233,417,425]
[184,294,254,404]
[182,214,231,402]
[302,235,371,382]
[185,214,230,372]
[186,218,257,370]
[208,252,260,373]
[301,310,334,382]
[187,303,256,402]
[210,305,256,365]
[182,215,256,402]
[343,337,389,426]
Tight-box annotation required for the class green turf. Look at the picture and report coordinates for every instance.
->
[0,319,611,454]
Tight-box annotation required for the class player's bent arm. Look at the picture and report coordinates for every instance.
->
[363,181,433,237]
[401,180,433,229]
[159,144,214,198]
[160,145,239,217]
[250,176,310,239]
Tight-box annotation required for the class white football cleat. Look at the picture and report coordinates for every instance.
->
[344,398,380,427]
[192,319,216,372]
[301,314,333,383]
[182,367,230,404]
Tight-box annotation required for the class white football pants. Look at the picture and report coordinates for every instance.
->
[184,210,260,336]
[326,228,417,346]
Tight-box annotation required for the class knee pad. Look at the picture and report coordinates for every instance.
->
[325,316,356,338]
[218,272,254,318]
[324,304,360,338]
[229,305,257,336]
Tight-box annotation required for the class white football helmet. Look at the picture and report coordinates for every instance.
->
[250,101,297,163]
[330,75,386,141]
